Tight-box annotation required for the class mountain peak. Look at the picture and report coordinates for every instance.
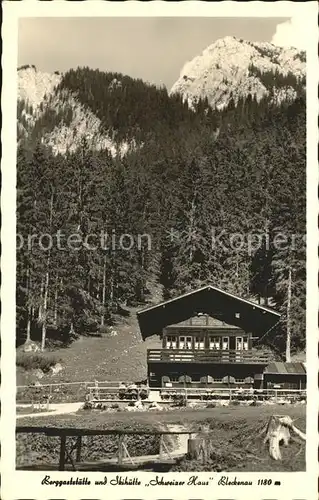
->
[18,65,62,109]
[17,66,130,157]
[170,37,305,109]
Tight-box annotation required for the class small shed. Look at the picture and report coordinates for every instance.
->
[263,362,306,389]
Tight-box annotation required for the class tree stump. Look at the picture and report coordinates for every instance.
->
[263,415,305,460]
[187,425,212,463]
[201,436,211,463]
[187,438,202,460]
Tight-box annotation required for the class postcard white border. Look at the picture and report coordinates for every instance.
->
[1,1,318,499]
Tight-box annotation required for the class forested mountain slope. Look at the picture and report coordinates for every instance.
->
[16,43,306,357]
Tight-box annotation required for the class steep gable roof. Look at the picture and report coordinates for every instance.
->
[137,285,280,340]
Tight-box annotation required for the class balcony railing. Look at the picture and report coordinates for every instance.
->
[147,349,271,364]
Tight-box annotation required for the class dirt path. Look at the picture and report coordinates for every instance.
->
[16,402,83,419]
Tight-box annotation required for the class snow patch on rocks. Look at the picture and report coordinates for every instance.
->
[18,67,132,158]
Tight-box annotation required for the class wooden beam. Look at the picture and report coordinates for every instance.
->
[122,441,135,465]
[118,434,124,465]
[59,435,66,471]
[160,435,173,459]
[159,434,164,459]
[65,444,77,471]
[187,438,201,460]
[16,426,197,436]
[76,436,82,462]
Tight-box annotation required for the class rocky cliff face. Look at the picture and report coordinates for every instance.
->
[18,66,62,110]
[17,37,305,154]
[17,66,128,156]
[170,36,305,109]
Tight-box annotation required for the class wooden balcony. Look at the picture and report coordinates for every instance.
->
[147,349,271,365]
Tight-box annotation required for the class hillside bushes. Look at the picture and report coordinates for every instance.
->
[16,352,61,373]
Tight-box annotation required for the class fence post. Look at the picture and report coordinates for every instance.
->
[159,434,164,458]
[76,436,82,462]
[187,437,202,460]
[275,389,278,403]
[95,380,99,400]
[59,435,66,471]
[118,434,124,465]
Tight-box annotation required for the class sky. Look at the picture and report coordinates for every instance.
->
[18,17,306,89]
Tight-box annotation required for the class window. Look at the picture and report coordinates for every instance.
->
[179,336,192,349]
[209,337,220,350]
[236,336,243,350]
[166,336,177,349]
[194,336,205,350]
[236,336,248,351]
[222,337,229,350]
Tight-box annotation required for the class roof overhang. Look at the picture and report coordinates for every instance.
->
[137,285,280,340]
[264,362,306,375]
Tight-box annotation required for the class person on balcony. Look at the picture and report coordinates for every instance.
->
[139,382,149,400]
[127,382,138,400]
[119,382,127,400]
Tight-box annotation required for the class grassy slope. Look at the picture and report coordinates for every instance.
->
[17,307,161,385]
[16,304,306,386]
[17,404,306,430]
[17,405,306,472]
[16,406,54,415]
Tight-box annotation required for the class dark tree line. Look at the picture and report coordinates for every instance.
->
[16,67,306,357]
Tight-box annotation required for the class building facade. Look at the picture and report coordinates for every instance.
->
[137,285,282,389]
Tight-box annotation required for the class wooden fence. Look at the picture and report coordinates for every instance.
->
[16,426,192,471]
[16,380,124,404]
[17,380,307,406]
[86,385,306,404]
